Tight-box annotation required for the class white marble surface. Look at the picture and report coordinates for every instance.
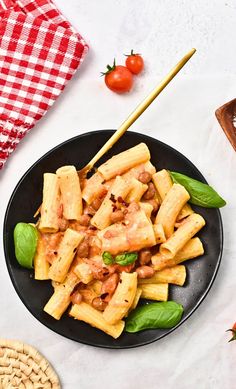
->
[1,1,236,388]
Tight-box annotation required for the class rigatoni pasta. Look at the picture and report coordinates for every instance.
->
[155,183,190,238]
[152,169,193,222]
[152,237,204,270]
[160,213,205,259]
[38,173,60,233]
[153,223,166,244]
[70,303,125,339]
[82,172,105,205]
[152,169,173,201]
[44,270,78,320]
[34,234,49,280]
[126,178,148,203]
[140,283,168,301]
[139,202,154,219]
[73,262,93,284]
[48,228,84,282]
[103,272,137,325]
[98,143,150,180]
[91,175,132,230]
[138,266,186,286]
[56,165,82,220]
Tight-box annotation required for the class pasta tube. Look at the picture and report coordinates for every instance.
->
[140,283,168,301]
[70,303,125,339]
[38,173,60,233]
[152,237,204,270]
[98,143,150,180]
[104,161,156,193]
[153,223,166,244]
[160,213,205,259]
[103,272,137,324]
[138,265,186,286]
[44,271,78,320]
[73,262,93,284]
[152,169,193,221]
[48,228,84,282]
[34,234,49,280]
[152,169,172,201]
[155,184,190,238]
[126,178,148,203]
[56,165,82,220]
[91,176,131,230]
[129,288,142,311]
[139,202,153,219]
[177,203,194,221]
[125,287,142,317]
[82,172,105,205]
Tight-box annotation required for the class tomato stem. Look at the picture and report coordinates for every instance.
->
[124,49,141,57]
[101,58,116,76]
[226,328,236,342]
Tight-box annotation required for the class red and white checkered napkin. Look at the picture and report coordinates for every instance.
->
[0,0,88,169]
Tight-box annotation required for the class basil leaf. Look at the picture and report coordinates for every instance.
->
[14,223,38,269]
[125,301,183,333]
[102,251,114,265]
[115,252,138,266]
[169,171,226,208]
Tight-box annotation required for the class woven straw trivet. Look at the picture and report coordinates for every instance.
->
[0,339,61,389]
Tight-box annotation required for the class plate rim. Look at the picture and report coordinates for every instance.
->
[3,130,224,349]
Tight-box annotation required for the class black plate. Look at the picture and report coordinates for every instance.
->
[3,130,223,348]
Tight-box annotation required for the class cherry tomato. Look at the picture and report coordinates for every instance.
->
[102,60,133,93]
[125,50,144,75]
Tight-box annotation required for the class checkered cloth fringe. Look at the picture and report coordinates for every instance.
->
[0,0,88,169]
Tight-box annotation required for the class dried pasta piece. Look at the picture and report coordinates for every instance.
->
[73,262,93,284]
[138,265,186,286]
[139,202,153,219]
[70,303,125,339]
[38,173,60,233]
[126,178,148,203]
[129,287,142,311]
[82,172,105,205]
[34,233,49,280]
[103,272,137,324]
[152,169,172,201]
[48,228,84,282]
[139,201,153,219]
[44,271,78,320]
[155,183,190,238]
[177,203,194,221]
[98,143,150,180]
[91,176,132,230]
[159,214,205,259]
[152,169,193,221]
[153,223,166,244]
[152,237,204,270]
[56,165,82,220]
[140,283,168,301]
